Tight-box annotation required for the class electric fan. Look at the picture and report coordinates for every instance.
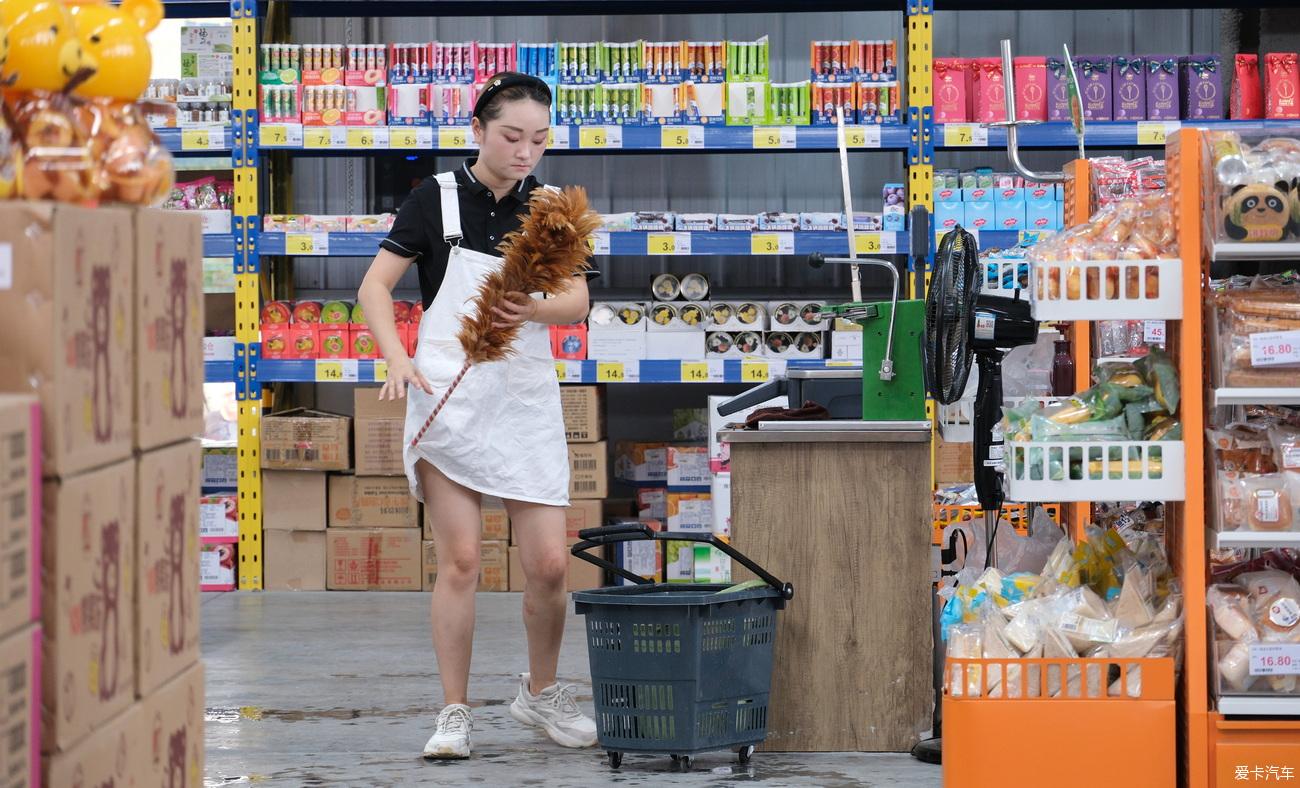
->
[924,226,1039,526]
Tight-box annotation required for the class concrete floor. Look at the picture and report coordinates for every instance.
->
[202,592,942,787]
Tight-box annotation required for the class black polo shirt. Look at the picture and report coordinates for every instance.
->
[380,160,543,309]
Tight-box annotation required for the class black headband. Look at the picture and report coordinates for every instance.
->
[473,73,551,119]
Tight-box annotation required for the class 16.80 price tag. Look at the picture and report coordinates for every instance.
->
[1249,330,1300,367]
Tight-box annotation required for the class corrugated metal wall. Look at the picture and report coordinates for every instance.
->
[285,9,1219,300]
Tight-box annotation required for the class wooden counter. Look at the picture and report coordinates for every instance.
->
[723,423,934,752]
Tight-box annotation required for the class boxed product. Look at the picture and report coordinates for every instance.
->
[200,543,236,591]
[45,703,146,788]
[43,459,136,752]
[667,492,712,532]
[422,540,437,590]
[768,81,811,125]
[199,493,238,541]
[709,302,766,333]
[556,84,603,124]
[329,475,419,529]
[561,386,604,443]
[1182,54,1224,120]
[769,301,826,333]
[643,83,684,123]
[883,183,906,231]
[725,81,770,125]
[693,544,732,583]
[1233,54,1263,119]
[388,43,433,84]
[613,518,664,585]
[683,82,725,123]
[569,442,609,499]
[673,408,709,442]
[551,324,588,360]
[934,58,969,122]
[727,37,770,82]
[327,528,422,591]
[937,435,974,483]
[345,44,388,86]
[261,410,350,471]
[429,83,476,125]
[587,302,648,363]
[963,193,995,231]
[675,214,718,232]
[260,43,302,84]
[711,472,731,537]
[0,204,134,478]
[557,42,604,84]
[474,43,518,83]
[971,58,1007,123]
[757,212,800,232]
[264,530,327,591]
[388,82,431,125]
[425,495,509,542]
[180,23,232,80]
[563,499,604,542]
[519,43,559,79]
[1012,56,1047,121]
[0,625,37,786]
[934,196,964,233]
[667,446,710,489]
[302,85,386,126]
[683,41,726,82]
[1076,55,1112,121]
[353,389,404,476]
[638,487,669,520]
[1113,56,1147,120]
[261,84,301,123]
[201,447,237,488]
[480,541,509,592]
[831,330,864,361]
[615,441,668,484]
[995,187,1026,231]
[1146,55,1180,120]
[810,82,856,125]
[301,44,346,84]
[136,663,205,784]
[1264,53,1300,119]
[1047,56,1071,121]
[262,471,327,531]
[0,396,37,642]
[717,214,758,232]
[1025,186,1059,231]
[799,212,844,231]
[350,327,381,360]
[136,441,202,696]
[666,540,695,582]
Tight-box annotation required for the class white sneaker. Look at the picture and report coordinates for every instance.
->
[509,673,598,749]
[423,704,473,759]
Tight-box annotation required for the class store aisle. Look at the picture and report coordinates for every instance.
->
[202,592,941,787]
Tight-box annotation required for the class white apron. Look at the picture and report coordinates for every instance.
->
[403,171,570,507]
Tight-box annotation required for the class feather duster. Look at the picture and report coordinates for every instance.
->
[410,185,601,448]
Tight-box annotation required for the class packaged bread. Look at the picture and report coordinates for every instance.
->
[1215,285,1300,387]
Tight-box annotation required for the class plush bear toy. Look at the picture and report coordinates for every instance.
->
[1223,181,1292,242]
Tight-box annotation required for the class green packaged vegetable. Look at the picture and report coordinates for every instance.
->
[1136,346,1180,415]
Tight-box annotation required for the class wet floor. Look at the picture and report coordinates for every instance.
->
[202,592,942,787]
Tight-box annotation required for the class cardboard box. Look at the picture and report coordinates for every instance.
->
[422,540,437,591]
[693,544,732,583]
[667,492,712,532]
[200,542,236,591]
[508,546,525,591]
[560,386,604,443]
[44,702,146,788]
[672,408,709,442]
[354,387,406,419]
[587,329,646,363]
[614,518,663,585]
[137,662,205,786]
[0,624,38,788]
[480,540,509,592]
[711,472,732,537]
[933,58,969,122]
[329,475,418,529]
[569,442,609,500]
[425,495,509,541]
[1113,56,1147,120]
[43,458,136,753]
[614,441,667,484]
[354,417,404,476]
[507,499,600,546]
[831,331,864,361]
[327,528,421,591]
[134,209,205,451]
[264,530,327,591]
[0,203,135,478]
[135,441,202,697]
[507,545,602,592]
[262,409,350,471]
[198,493,238,541]
[937,437,974,483]
[666,539,695,582]
[262,470,327,531]
[637,487,668,520]
[1012,56,1047,121]
[666,446,710,490]
[201,446,237,488]
[0,395,38,641]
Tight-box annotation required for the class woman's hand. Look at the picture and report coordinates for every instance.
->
[491,292,538,329]
[379,355,433,400]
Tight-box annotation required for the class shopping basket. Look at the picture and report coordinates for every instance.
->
[570,523,794,771]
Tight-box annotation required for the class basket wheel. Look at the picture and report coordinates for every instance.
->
[738,745,755,764]
[607,751,622,769]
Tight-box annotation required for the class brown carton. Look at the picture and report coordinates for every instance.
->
[569,441,608,499]
[510,499,602,546]
[137,662,205,787]
[0,203,135,478]
[43,459,136,753]
[422,540,437,591]
[936,436,973,483]
[134,209,205,451]
[44,702,147,788]
[424,494,508,541]
[135,441,202,697]
[354,417,404,475]
[508,544,604,592]
[0,624,39,788]
[354,387,407,419]
[0,395,39,641]
[261,409,350,471]
[329,475,418,529]
[508,546,524,592]
[327,529,421,591]
[561,386,604,442]
[265,531,327,591]
[479,540,509,592]
[263,470,327,531]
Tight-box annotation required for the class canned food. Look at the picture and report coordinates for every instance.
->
[589,303,618,326]
[736,302,763,326]
[735,331,761,354]
[652,273,681,301]
[800,303,823,326]
[680,272,710,301]
[771,302,799,327]
[651,303,678,326]
[766,331,794,354]
[679,303,705,326]
[710,303,734,326]
[707,332,734,353]
[796,332,822,353]
[616,303,645,326]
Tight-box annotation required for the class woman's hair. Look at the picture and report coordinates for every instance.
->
[474,71,552,123]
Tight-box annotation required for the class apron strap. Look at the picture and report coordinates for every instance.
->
[434,171,462,245]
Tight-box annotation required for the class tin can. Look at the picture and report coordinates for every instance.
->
[765,331,794,354]
[707,332,733,354]
[796,332,822,354]
[709,303,734,326]
[736,302,764,326]
[652,273,681,301]
[771,302,799,327]
[735,331,762,354]
[679,303,706,327]
[650,303,678,326]
[680,273,709,301]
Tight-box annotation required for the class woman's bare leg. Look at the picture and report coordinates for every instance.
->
[505,499,568,693]
[419,460,482,705]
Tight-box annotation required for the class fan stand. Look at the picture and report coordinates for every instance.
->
[973,349,1006,568]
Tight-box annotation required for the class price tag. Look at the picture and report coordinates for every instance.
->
[1136,121,1180,147]
[259,123,304,147]
[661,125,704,149]
[750,232,795,255]
[437,126,473,149]
[1249,330,1300,367]
[596,362,625,382]
[646,233,692,255]
[555,361,568,381]
[579,126,622,149]
[854,232,899,255]
[1249,643,1300,676]
[587,231,611,256]
[346,126,387,149]
[680,362,709,382]
[741,361,769,382]
[284,232,330,256]
[1143,320,1167,345]
[390,126,433,149]
[181,126,225,151]
[942,123,988,147]
[844,125,882,148]
[315,359,358,382]
[753,126,797,149]
[549,126,571,150]
[373,361,387,382]
[304,126,334,149]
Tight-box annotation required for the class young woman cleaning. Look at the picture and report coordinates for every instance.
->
[357,72,597,760]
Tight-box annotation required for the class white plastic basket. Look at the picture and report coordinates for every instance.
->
[938,397,975,442]
[1027,258,1183,321]
[1005,440,1185,502]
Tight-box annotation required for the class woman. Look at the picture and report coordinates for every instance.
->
[358,72,596,760]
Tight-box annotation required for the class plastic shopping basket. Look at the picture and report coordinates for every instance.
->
[570,523,794,771]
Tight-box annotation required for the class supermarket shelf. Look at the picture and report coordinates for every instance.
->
[939,119,1300,150]
[242,0,907,17]
[157,126,232,154]
[1213,387,1300,406]
[1217,695,1300,716]
[1210,239,1300,262]
[203,234,236,257]
[258,230,908,257]
[1210,529,1300,550]
[205,361,235,384]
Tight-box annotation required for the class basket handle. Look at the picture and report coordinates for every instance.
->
[571,525,795,600]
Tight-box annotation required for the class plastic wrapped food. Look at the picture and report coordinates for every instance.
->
[1214,285,1300,387]
[84,99,174,205]
[1135,347,1180,415]
[1028,192,1177,267]
[8,90,96,203]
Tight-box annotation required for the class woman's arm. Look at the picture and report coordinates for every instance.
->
[492,275,591,328]
[359,248,433,399]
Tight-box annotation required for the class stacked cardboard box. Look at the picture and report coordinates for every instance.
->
[0,204,207,781]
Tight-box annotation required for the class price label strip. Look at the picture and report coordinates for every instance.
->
[437,126,474,149]
[587,231,611,256]
[315,359,359,382]
[1143,320,1167,345]
[181,126,227,151]
[942,123,989,147]
[680,362,710,382]
[741,361,769,382]
[548,126,571,150]
[1249,330,1300,368]
[554,360,583,382]
[1136,121,1180,147]
[854,232,898,255]
[646,233,692,255]
[753,126,797,149]
[1249,643,1300,676]
[284,232,331,256]
[750,232,795,255]
[579,126,623,149]
[304,126,334,149]
[390,126,433,149]
[259,123,304,148]
[346,126,388,149]
[843,125,882,148]
[373,361,388,382]
[661,125,705,149]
